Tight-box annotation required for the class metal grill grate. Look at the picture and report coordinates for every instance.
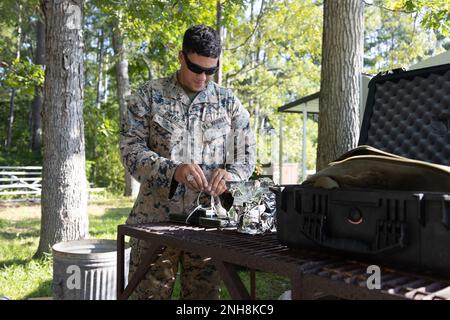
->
[127,223,450,300]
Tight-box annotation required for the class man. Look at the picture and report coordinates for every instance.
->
[120,24,256,299]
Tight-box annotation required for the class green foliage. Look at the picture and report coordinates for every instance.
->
[84,99,125,193]
[0,95,43,166]
[225,0,323,171]
[0,0,448,192]
[277,114,318,168]
[364,0,448,73]
[2,59,44,96]
[0,0,43,166]
[1,0,449,299]
[402,0,450,36]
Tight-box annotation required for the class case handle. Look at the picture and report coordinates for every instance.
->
[313,234,405,255]
[300,215,407,255]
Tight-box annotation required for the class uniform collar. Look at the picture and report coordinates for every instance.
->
[168,72,219,105]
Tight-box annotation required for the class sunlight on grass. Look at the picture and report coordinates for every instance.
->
[0,198,289,300]
[0,199,132,299]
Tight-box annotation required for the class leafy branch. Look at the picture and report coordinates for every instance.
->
[224,0,266,51]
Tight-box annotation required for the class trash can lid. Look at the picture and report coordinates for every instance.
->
[52,239,127,259]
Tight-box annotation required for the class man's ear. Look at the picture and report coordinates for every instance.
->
[178,51,184,64]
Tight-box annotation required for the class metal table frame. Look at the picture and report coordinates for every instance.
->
[117,223,450,300]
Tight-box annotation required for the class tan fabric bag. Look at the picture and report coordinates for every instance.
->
[303,145,450,192]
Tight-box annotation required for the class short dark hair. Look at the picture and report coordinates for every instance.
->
[182,25,221,58]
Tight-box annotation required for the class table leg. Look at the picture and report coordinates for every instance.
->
[250,269,256,299]
[291,273,316,300]
[118,242,165,300]
[214,260,251,300]
[117,227,125,299]
[291,274,303,300]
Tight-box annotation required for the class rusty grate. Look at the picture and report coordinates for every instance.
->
[126,223,450,300]
[304,261,450,300]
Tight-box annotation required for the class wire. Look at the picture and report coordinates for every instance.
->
[184,192,203,224]
[184,192,217,223]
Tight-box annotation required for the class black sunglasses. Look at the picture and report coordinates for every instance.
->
[182,51,219,75]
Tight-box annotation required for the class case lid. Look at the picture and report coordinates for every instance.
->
[359,63,450,166]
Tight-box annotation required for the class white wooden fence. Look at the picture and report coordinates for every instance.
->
[0,166,105,198]
[0,166,42,196]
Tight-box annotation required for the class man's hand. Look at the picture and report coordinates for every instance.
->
[174,164,208,192]
[207,169,232,196]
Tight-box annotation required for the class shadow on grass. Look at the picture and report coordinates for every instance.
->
[0,230,40,240]
[0,217,41,241]
[0,203,133,300]
[25,279,52,299]
[0,206,131,240]
[0,258,30,268]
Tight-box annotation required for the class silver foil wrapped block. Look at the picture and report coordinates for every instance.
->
[226,178,276,235]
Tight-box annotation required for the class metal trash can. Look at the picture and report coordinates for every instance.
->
[52,239,130,300]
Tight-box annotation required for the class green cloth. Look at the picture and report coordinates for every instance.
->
[303,145,450,192]
[179,84,199,103]
[184,89,199,103]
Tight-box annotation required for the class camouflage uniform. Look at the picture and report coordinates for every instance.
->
[120,72,256,299]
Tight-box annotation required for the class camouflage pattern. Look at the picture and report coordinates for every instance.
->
[120,72,256,299]
[128,238,220,300]
[120,72,256,223]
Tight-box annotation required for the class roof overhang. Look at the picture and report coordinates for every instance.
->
[277,92,319,114]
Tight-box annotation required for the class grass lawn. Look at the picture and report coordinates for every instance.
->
[0,198,290,300]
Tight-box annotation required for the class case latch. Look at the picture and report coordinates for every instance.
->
[413,193,426,226]
[442,196,450,230]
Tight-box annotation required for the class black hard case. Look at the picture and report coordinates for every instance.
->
[275,63,450,276]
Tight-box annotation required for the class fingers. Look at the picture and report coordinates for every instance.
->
[192,164,208,190]
[185,171,201,191]
[207,170,219,195]
[215,179,227,196]
[176,164,230,194]
[173,164,186,184]
[185,180,197,191]
[193,171,205,192]
[175,163,208,192]
[208,169,227,196]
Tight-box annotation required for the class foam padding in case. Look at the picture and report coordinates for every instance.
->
[359,64,450,166]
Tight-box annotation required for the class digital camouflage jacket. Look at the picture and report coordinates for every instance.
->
[120,73,256,224]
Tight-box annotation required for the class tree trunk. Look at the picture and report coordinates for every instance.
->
[103,54,109,105]
[36,0,88,257]
[96,28,104,109]
[92,28,105,182]
[316,0,363,170]
[5,4,22,149]
[31,18,45,154]
[214,0,223,85]
[112,19,140,198]
[142,47,153,81]
[5,89,16,148]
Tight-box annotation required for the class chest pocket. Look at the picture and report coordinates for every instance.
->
[203,125,230,142]
[150,112,186,159]
[202,116,231,164]
[203,115,231,141]
[153,113,184,136]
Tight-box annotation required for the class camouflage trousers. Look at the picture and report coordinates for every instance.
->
[128,238,221,300]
